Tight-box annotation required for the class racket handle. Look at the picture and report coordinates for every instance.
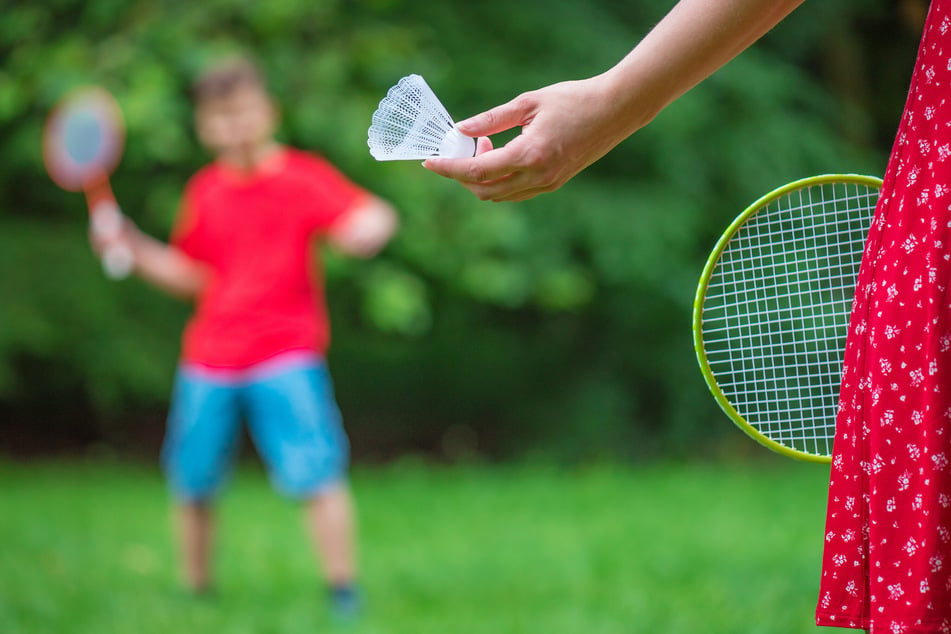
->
[101,243,134,279]
[90,199,133,279]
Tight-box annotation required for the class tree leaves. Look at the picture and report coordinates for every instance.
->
[0,0,902,457]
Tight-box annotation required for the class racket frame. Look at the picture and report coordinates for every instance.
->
[692,173,883,463]
[42,86,132,279]
[42,86,125,193]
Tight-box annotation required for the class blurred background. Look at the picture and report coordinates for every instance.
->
[0,0,924,464]
[0,1,932,633]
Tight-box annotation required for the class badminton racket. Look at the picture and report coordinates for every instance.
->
[43,86,133,279]
[693,173,882,463]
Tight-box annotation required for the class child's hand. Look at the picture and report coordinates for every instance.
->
[329,197,398,258]
[88,200,136,278]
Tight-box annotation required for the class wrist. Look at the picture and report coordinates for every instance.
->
[595,59,666,139]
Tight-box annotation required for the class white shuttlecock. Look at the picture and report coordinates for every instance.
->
[367,74,475,161]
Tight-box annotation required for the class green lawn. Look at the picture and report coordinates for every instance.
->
[0,457,845,634]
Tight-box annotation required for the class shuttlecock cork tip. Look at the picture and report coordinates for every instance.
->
[438,126,476,159]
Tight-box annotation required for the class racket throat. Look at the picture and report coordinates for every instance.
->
[83,171,115,210]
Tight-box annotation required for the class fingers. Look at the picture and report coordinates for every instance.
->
[455,92,537,137]
[463,173,563,203]
[89,201,139,262]
[90,200,123,240]
[425,135,565,202]
[474,136,494,156]
[425,132,541,188]
[423,93,539,184]
[420,90,569,201]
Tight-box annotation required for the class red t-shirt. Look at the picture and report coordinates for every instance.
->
[171,147,368,368]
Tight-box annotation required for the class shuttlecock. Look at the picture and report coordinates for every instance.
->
[368,74,475,161]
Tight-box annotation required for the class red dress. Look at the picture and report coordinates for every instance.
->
[817,2,951,632]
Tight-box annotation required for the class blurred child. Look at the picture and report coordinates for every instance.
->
[91,56,397,616]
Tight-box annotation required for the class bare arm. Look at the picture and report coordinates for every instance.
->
[327,195,399,258]
[423,0,806,202]
[91,213,210,299]
[126,228,211,298]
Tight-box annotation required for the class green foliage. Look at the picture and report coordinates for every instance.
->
[0,0,915,458]
[0,459,842,633]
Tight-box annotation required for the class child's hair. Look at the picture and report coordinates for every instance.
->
[192,56,267,104]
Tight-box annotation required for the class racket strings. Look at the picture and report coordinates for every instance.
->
[701,182,878,458]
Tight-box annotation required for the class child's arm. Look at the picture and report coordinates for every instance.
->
[90,214,210,299]
[327,195,399,258]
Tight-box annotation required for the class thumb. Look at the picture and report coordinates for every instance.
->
[456,93,536,137]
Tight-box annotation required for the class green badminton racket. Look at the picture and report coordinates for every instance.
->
[693,174,882,463]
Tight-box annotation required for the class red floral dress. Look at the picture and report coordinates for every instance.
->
[817,2,951,632]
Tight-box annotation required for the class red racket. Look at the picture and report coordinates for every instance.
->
[43,87,133,279]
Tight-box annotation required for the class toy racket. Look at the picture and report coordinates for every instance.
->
[693,174,882,463]
[43,86,133,279]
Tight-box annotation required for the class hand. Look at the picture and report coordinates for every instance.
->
[423,75,642,202]
[88,200,137,278]
[328,197,398,258]
[423,0,807,203]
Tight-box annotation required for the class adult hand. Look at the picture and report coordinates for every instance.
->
[424,75,643,202]
[424,0,807,203]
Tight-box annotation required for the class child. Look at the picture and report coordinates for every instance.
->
[92,56,397,616]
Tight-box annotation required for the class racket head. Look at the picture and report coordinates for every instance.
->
[42,86,125,192]
[693,174,883,463]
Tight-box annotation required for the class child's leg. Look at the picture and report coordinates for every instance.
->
[162,366,243,592]
[176,500,214,592]
[243,353,356,589]
[305,483,357,586]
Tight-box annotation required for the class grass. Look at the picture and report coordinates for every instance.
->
[0,456,845,634]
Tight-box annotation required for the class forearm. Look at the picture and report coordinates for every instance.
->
[602,0,806,135]
[129,230,210,299]
[423,0,806,201]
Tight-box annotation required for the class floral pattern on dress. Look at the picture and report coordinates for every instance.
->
[817,2,951,632]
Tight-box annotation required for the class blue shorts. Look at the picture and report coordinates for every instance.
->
[161,352,349,501]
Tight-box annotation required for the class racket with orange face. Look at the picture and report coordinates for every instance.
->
[43,87,133,279]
